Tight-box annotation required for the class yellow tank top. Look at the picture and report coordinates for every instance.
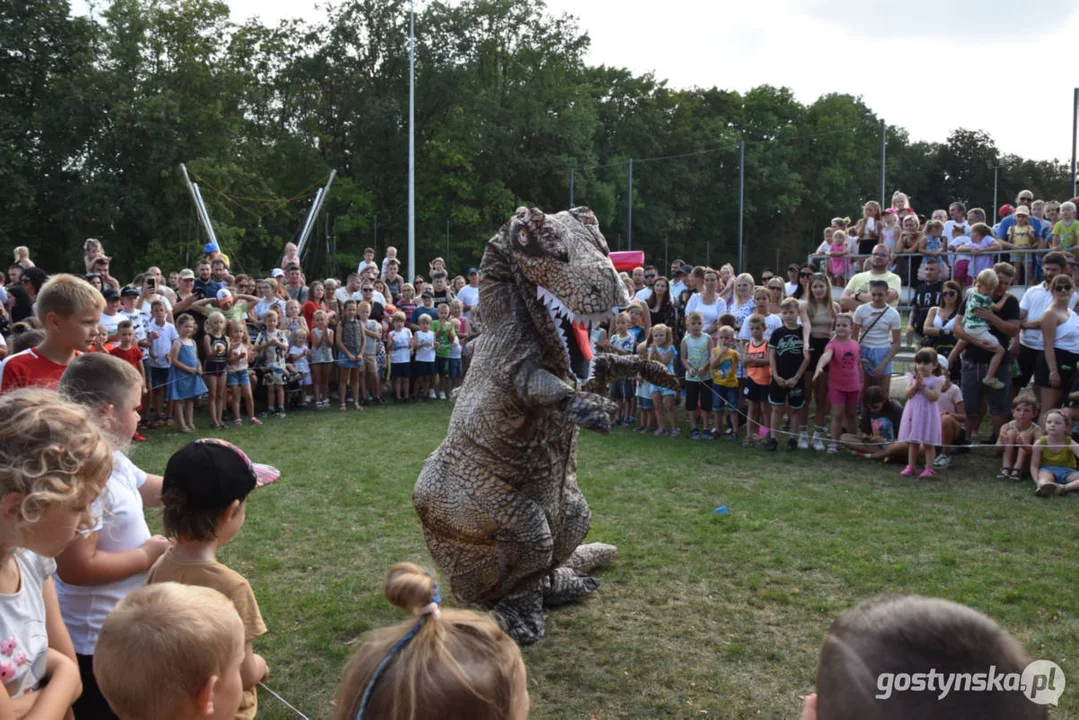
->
[1010,225,1035,249]
[1037,436,1076,468]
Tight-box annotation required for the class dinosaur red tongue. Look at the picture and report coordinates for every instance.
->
[572,321,593,362]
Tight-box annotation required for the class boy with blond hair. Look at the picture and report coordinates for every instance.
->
[0,273,104,393]
[95,582,247,720]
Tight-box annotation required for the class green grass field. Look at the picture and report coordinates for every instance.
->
[129,405,1079,719]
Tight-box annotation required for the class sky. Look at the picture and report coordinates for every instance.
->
[149,0,1079,162]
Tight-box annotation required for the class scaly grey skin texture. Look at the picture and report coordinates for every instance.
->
[413,206,678,644]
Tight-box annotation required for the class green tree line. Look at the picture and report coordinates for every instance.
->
[2,0,1073,279]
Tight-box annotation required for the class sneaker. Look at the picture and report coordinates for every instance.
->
[811,431,825,452]
[654,428,667,436]
[764,437,778,452]
[826,442,839,454]
[787,437,798,451]
[670,427,680,437]
[982,376,1005,390]
[933,455,951,470]
[439,391,447,400]
[258,410,272,419]
[900,465,916,477]
[429,388,437,399]
[276,411,286,419]
[797,430,809,450]
[690,428,701,440]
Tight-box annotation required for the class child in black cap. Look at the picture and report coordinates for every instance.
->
[147,439,279,720]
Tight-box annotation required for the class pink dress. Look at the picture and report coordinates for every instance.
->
[898,374,943,445]
[828,241,849,277]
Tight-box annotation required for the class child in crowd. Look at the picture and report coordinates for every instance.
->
[680,312,714,439]
[738,288,781,341]
[0,389,112,718]
[358,247,378,276]
[226,319,260,426]
[396,283,417,320]
[118,286,148,351]
[710,326,739,441]
[1031,409,1079,496]
[812,313,860,453]
[949,223,971,285]
[854,201,881,256]
[146,299,178,425]
[202,311,230,429]
[310,310,335,409]
[898,348,944,478]
[168,313,209,433]
[413,314,437,401]
[381,245,398,277]
[432,304,456,401]
[741,314,772,446]
[94,583,247,720]
[607,312,636,426]
[803,595,1047,720]
[280,241,300,270]
[252,279,285,327]
[917,219,949,280]
[333,563,529,720]
[827,229,849,287]
[1051,201,1079,250]
[90,323,112,353]
[448,317,464,391]
[635,336,655,434]
[387,311,414,402]
[254,308,289,418]
[337,300,366,411]
[879,208,899,257]
[767,298,810,451]
[933,361,967,471]
[1006,205,1037,284]
[55,354,171,719]
[147,439,278,719]
[0,273,105,394]
[997,394,1042,480]
[953,268,1007,390]
[853,280,901,395]
[283,299,308,340]
[648,324,679,436]
[287,327,312,407]
[110,320,148,440]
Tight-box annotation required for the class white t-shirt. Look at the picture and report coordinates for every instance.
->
[685,294,728,331]
[456,284,480,320]
[55,452,149,655]
[388,328,413,363]
[784,281,799,296]
[854,304,902,348]
[99,310,123,337]
[351,290,387,306]
[669,279,687,304]
[138,293,171,323]
[634,287,653,303]
[252,297,286,322]
[334,287,355,305]
[357,260,379,276]
[1019,284,1052,350]
[737,313,783,341]
[415,330,436,363]
[0,550,54,698]
[147,320,179,369]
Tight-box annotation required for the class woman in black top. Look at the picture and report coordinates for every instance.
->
[923,280,962,381]
[649,276,680,344]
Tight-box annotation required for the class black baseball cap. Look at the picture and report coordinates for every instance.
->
[120,286,140,298]
[679,263,693,274]
[468,267,479,275]
[102,287,120,301]
[163,439,279,511]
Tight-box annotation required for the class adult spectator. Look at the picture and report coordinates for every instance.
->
[840,245,901,311]
[192,260,223,300]
[908,259,943,346]
[630,267,647,297]
[8,267,40,323]
[136,273,173,324]
[384,259,404,301]
[457,268,480,321]
[783,263,800,296]
[679,266,704,307]
[792,263,817,300]
[1034,273,1079,422]
[634,265,658,302]
[7,265,22,287]
[997,190,1044,245]
[727,273,756,332]
[853,280,901,395]
[923,280,962,381]
[760,268,775,284]
[336,273,362,304]
[669,261,689,305]
[953,262,1020,442]
[210,258,233,286]
[1015,251,1067,390]
[942,202,970,239]
[685,268,727,337]
[145,266,178,303]
[19,267,46,313]
[647,276,679,344]
[283,264,309,303]
[89,255,121,293]
[204,241,231,268]
[357,282,385,321]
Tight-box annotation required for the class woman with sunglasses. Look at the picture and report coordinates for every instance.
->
[792,264,817,301]
[1036,274,1079,422]
[925,281,963,382]
[765,278,786,315]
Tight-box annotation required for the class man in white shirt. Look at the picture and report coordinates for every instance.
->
[669,261,690,306]
[634,265,657,302]
[456,268,480,321]
[1016,251,1067,388]
[783,264,801,296]
[841,245,902,311]
[335,273,361,304]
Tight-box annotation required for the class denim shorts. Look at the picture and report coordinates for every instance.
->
[447,358,462,378]
[637,395,654,410]
[860,346,893,378]
[227,370,250,387]
[337,356,361,369]
[713,384,739,410]
[149,366,170,392]
[1041,465,1079,484]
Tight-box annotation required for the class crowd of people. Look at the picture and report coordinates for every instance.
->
[0,186,1078,718]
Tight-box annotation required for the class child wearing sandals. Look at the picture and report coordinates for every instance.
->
[333,563,529,720]
[898,348,944,478]
[1030,409,1079,497]
[997,394,1042,481]
[226,320,261,426]
[648,324,680,436]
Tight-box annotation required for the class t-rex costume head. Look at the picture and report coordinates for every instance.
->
[414,207,677,644]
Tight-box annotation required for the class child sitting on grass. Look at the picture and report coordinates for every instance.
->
[802,595,1048,720]
[1030,409,1079,497]
[997,394,1042,481]
[334,563,530,720]
[147,439,279,719]
[95,583,247,720]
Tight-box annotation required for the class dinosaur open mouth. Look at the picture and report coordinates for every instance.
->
[536,286,615,382]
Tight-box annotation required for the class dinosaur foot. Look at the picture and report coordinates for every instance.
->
[564,542,619,573]
[495,591,545,645]
[541,566,599,608]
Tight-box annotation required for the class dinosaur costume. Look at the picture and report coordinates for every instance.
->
[413,206,678,644]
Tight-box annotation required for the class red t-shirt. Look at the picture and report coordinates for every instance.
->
[109,345,144,371]
[0,348,73,394]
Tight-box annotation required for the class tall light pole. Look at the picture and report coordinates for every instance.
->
[990,160,1004,221]
[1071,88,1078,199]
[407,0,416,282]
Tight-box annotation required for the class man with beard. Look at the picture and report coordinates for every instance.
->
[840,245,902,311]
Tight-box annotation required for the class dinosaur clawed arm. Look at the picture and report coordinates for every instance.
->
[588,353,681,391]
